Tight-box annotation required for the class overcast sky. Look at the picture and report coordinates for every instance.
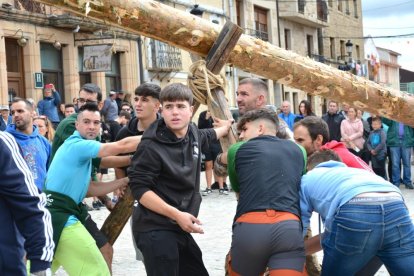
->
[362,0,414,71]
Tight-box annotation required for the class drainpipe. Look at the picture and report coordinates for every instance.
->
[137,36,145,84]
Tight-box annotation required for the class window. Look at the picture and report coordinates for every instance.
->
[346,0,350,14]
[41,42,64,101]
[338,0,343,12]
[105,53,121,92]
[340,40,345,60]
[355,45,360,60]
[236,0,242,27]
[328,0,333,7]
[307,35,314,57]
[284,29,291,50]
[298,0,305,13]
[6,38,25,100]
[330,37,335,59]
[254,6,268,41]
[353,0,358,18]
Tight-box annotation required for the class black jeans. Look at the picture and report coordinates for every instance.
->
[134,230,209,276]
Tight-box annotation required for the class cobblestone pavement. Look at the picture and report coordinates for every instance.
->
[84,169,414,276]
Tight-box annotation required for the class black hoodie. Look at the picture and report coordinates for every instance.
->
[128,118,216,232]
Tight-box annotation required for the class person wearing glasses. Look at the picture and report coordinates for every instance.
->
[6,98,51,192]
[121,102,135,118]
[34,115,55,144]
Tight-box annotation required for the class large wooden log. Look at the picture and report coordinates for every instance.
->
[36,0,414,126]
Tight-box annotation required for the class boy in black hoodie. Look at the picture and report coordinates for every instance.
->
[128,83,233,275]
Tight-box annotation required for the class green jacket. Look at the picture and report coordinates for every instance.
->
[44,190,89,250]
[382,118,414,147]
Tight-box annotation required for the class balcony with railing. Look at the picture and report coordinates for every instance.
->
[147,39,182,72]
[14,0,47,14]
[279,0,328,27]
[245,28,269,42]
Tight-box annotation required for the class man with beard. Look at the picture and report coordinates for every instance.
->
[7,98,51,191]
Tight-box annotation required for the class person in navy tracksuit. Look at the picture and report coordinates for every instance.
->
[0,131,54,275]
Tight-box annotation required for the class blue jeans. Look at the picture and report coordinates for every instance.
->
[390,145,412,186]
[321,200,414,276]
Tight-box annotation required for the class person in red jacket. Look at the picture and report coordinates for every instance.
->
[293,116,371,170]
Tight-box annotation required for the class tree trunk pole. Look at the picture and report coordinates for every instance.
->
[36,0,414,126]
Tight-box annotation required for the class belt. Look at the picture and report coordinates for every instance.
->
[348,194,403,204]
[236,210,299,224]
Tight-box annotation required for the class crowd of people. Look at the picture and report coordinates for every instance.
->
[1,78,414,276]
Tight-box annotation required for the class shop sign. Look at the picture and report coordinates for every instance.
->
[83,45,112,72]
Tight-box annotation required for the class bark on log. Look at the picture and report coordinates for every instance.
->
[37,0,414,126]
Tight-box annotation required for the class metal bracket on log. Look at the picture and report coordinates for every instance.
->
[101,20,242,245]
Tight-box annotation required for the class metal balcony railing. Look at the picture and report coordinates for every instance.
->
[311,53,326,63]
[245,28,269,42]
[15,0,46,14]
[147,39,182,72]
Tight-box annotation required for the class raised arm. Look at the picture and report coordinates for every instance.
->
[98,136,141,157]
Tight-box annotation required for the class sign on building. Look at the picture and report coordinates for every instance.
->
[82,45,113,72]
[34,72,44,89]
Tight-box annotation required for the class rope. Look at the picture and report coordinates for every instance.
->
[187,60,226,107]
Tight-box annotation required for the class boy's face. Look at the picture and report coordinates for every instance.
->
[161,100,193,137]
[238,121,260,141]
[372,120,381,130]
[134,95,160,120]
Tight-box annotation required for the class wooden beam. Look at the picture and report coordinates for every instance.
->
[35,0,414,126]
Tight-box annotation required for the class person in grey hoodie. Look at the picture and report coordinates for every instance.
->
[7,98,51,191]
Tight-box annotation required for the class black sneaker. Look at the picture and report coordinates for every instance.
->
[202,188,212,196]
[92,201,101,210]
[406,183,414,189]
[97,200,105,207]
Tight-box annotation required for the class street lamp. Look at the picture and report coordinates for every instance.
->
[345,40,353,62]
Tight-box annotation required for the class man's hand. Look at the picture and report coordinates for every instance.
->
[174,211,204,234]
[213,117,233,130]
[31,268,52,276]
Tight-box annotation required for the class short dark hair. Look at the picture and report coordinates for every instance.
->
[160,83,193,105]
[307,150,342,171]
[239,78,268,94]
[78,102,100,114]
[79,83,102,102]
[12,97,33,111]
[371,117,382,124]
[135,83,161,100]
[121,102,131,108]
[237,108,279,133]
[119,110,131,120]
[294,116,330,145]
[65,103,75,109]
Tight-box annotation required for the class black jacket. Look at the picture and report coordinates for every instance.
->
[322,112,344,142]
[128,118,216,232]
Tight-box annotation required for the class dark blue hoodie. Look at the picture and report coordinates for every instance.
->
[0,132,54,274]
[6,124,51,191]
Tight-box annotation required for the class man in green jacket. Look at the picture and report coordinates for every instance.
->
[382,117,414,189]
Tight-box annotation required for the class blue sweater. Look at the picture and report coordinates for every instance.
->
[38,91,61,123]
[6,124,51,191]
[0,132,54,274]
[278,112,296,130]
[300,161,400,236]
